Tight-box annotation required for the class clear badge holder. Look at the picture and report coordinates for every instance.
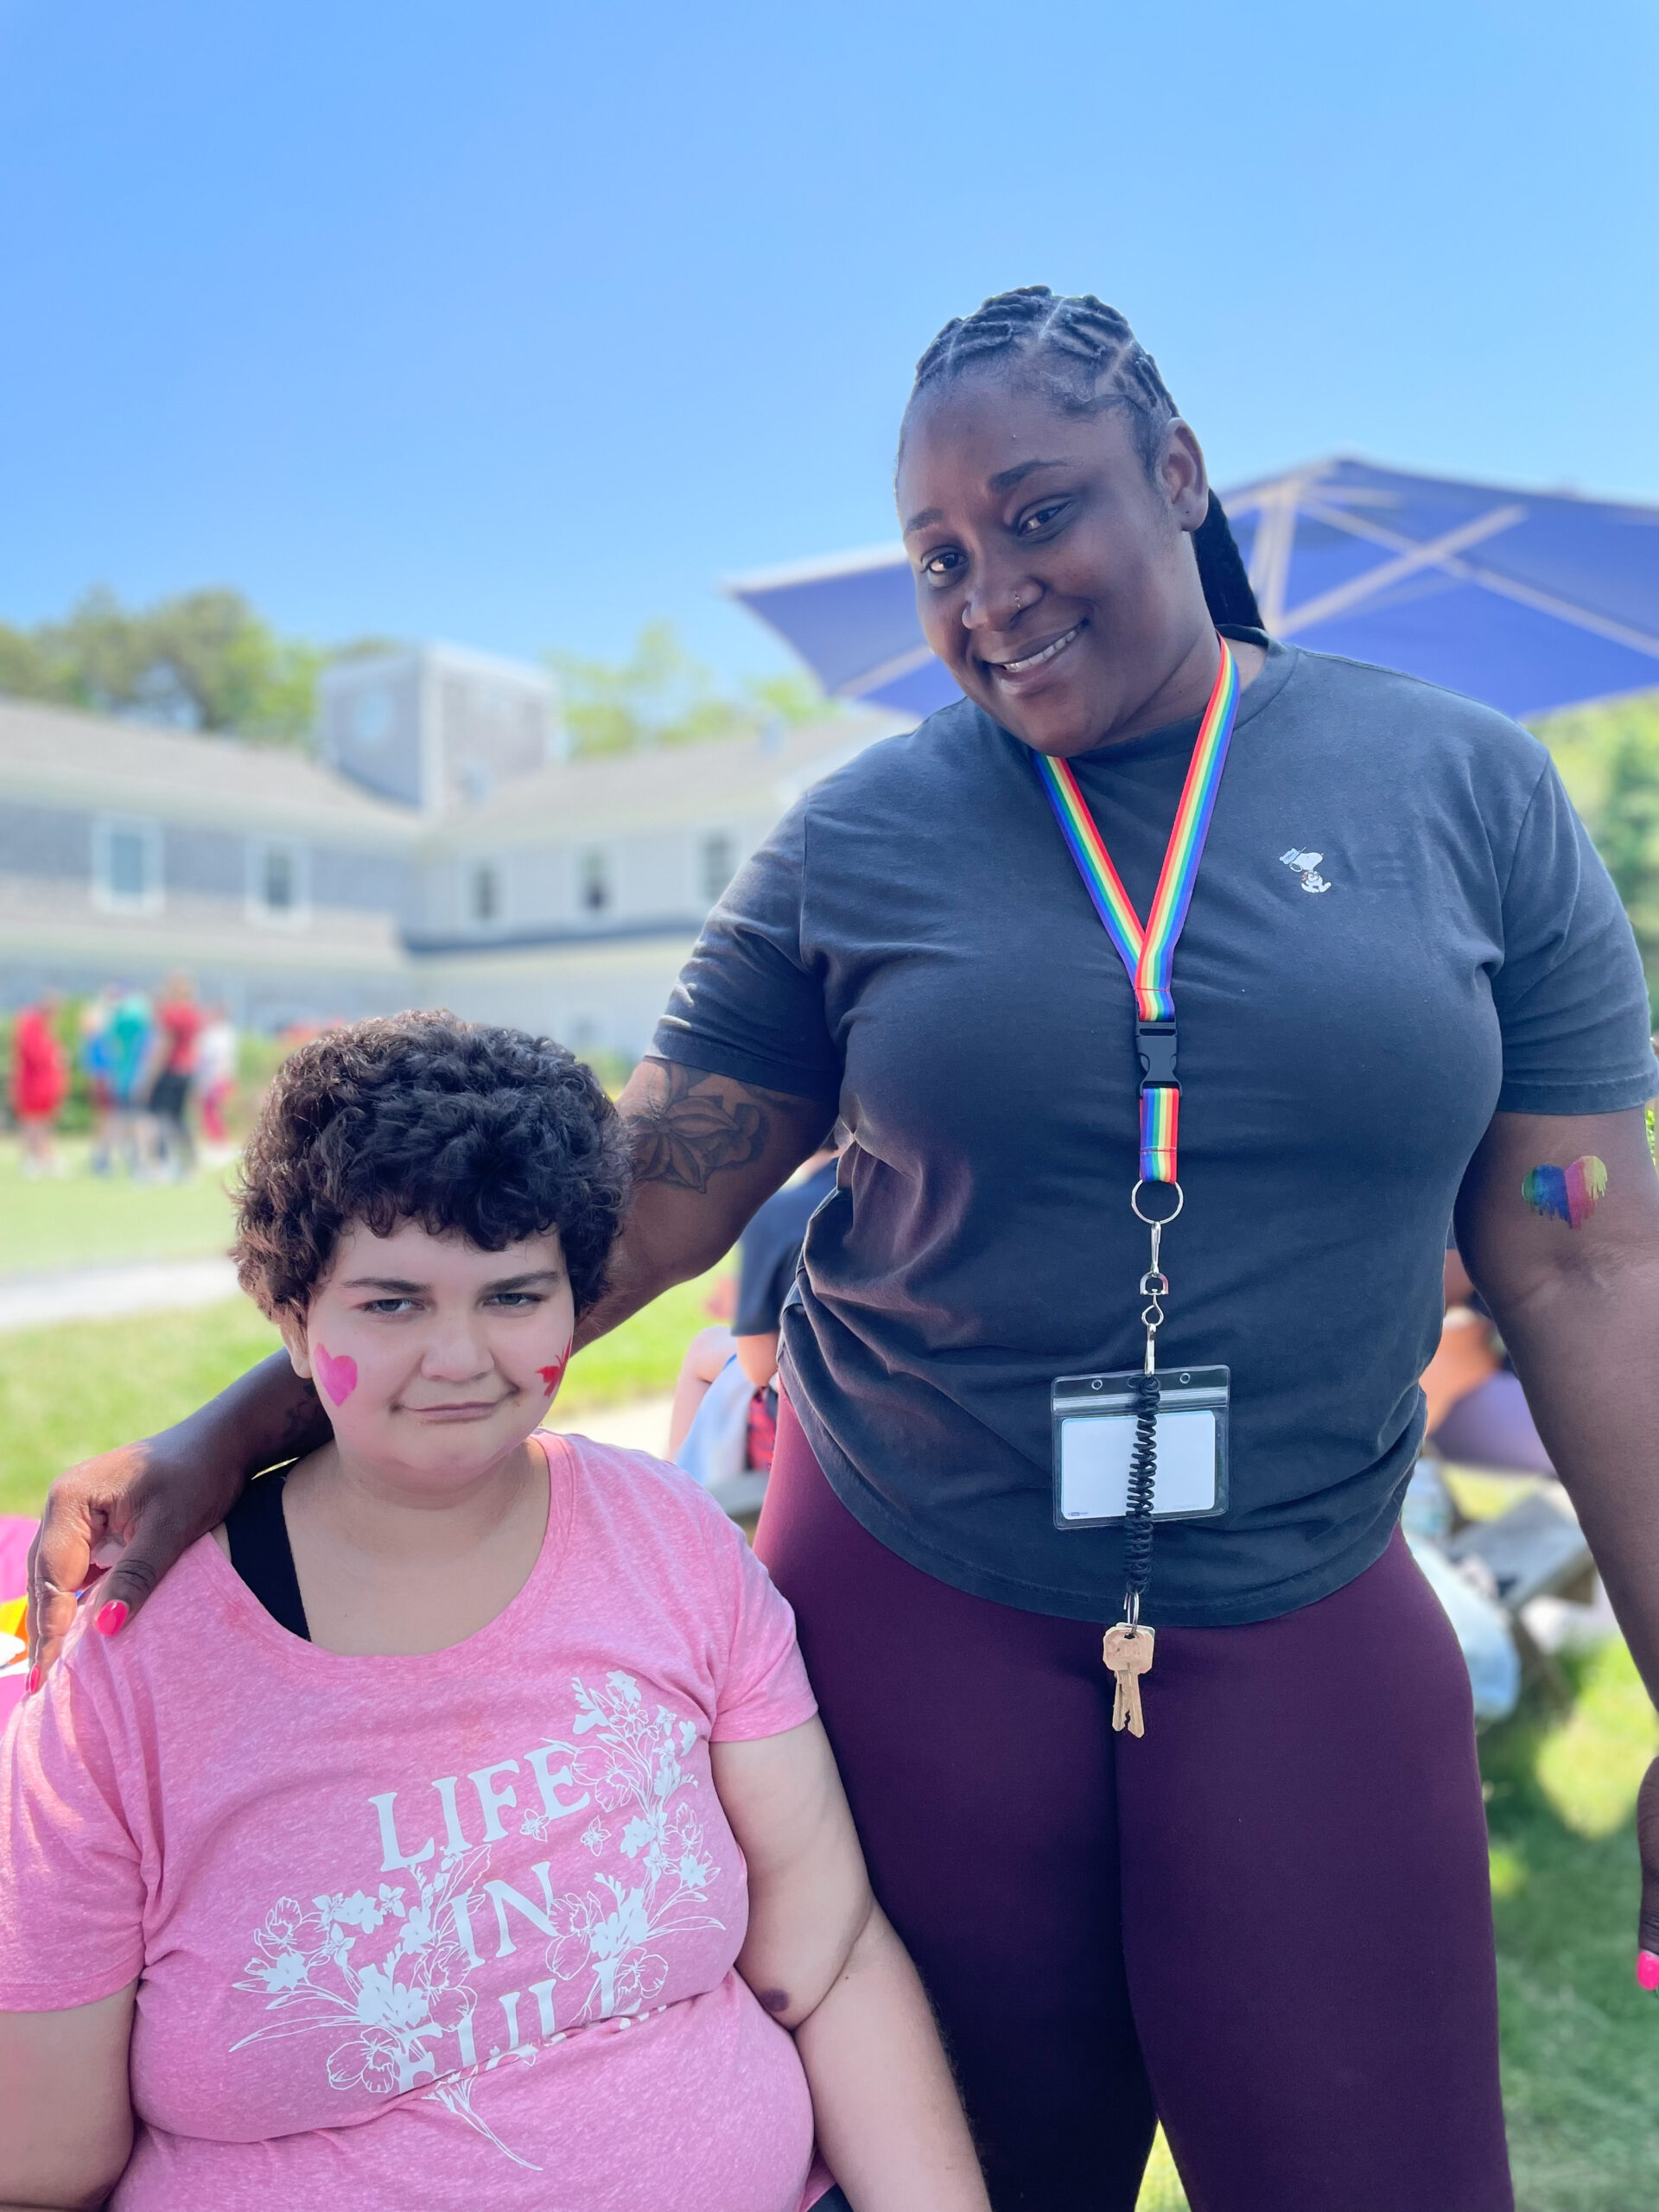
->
[1052,1364,1230,1529]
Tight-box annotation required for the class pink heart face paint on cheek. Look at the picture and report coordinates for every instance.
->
[537,1344,571,1398]
[313,1344,359,1407]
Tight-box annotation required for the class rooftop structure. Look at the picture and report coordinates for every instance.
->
[0,652,898,1052]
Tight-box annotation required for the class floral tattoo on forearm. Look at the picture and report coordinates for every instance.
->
[626,1064,776,1192]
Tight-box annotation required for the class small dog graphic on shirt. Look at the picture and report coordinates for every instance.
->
[1280,849,1332,894]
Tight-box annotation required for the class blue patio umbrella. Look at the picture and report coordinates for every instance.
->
[721,458,1659,723]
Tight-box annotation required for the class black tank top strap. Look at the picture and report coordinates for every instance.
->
[224,1469,311,1642]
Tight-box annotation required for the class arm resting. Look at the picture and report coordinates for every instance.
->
[735,1331,780,1389]
[714,1722,988,2212]
[0,1985,137,2209]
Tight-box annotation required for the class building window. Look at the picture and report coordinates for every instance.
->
[352,686,394,747]
[700,831,736,905]
[468,860,503,926]
[92,817,163,913]
[247,838,308,925]
[578,849,612,914]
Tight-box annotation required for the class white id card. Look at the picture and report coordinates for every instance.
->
[1052,1366,1230,1529]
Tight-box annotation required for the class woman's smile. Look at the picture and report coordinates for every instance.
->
[984,619,1087,689]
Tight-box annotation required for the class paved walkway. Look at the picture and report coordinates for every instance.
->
[545,1395,675,1454]
[0,1256,241,1334]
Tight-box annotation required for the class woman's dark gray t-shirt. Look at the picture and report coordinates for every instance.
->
[653,638,1656,1625]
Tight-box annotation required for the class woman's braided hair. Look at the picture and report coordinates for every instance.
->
[906,286,1263,630]
[912,286,1179,469]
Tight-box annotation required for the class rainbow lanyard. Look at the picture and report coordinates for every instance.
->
[1032,639,1240,1188]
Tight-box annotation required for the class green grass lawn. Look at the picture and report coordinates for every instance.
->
[2,1290,1655,2209]
[0,1272,725,1520]
[0,1140,239,1276]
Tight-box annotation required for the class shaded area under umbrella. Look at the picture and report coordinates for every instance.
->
[722,457,1659,723]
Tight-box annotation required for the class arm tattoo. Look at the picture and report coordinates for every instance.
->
[627,1064,782,1193]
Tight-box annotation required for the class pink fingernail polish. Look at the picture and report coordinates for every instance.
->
[95,1600,128,1637]
[26,1664,41,1695]
[1636,1951,1659,1992]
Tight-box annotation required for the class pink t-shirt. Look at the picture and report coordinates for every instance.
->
[0,1435,830,2211]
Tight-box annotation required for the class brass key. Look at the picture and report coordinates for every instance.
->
[1102,1622,1155,1738]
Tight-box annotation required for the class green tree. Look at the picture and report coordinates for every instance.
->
[548,620,833,758]
[1534,690,1659,1011]
[0,588,388,747]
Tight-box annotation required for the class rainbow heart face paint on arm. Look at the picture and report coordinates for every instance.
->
[312,1344,359,1406]
[1522,1155,1608,1230]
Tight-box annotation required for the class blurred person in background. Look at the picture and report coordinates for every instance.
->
[193,1003,238,1158]
[1422,1243,1555,1477]
[732,1129,847,1476]
[148,973,202,1179]
[9,994,67,1178]
[104,989,158,1177]
[671,1134,846,1492]
[79,989,120,1175]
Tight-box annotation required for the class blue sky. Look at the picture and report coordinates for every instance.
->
[1,0,1655,684]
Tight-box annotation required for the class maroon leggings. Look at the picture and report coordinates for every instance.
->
[757,1399,1511,2212]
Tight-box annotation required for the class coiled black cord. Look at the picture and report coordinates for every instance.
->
[1123,1368,1160,1605]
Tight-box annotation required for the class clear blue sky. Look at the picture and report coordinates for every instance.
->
[1,0,1655,684]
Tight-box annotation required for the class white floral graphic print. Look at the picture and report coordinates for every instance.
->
[536,1671,720,2024]
[231,1673,721,2169]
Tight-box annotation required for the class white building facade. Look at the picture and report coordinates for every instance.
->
[0,642,896,1058]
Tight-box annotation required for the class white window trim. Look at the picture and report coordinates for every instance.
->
[92,815,164,916]
[245,836,312,929]
[462,853,508,933]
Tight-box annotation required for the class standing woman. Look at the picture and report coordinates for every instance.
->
[30,290,1659,2212]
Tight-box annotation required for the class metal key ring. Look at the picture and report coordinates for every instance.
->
[1131,1179,1185,1226]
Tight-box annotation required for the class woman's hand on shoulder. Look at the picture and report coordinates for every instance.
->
[29,1350,327,1685]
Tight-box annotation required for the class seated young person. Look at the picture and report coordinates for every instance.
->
[0,1015,988,2212]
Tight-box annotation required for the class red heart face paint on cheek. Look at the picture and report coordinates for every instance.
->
[538,1343,571,1398]
[313,1344,359,1407]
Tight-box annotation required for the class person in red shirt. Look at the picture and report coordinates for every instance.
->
[10,995,67,1178]
[149,974,204,1179]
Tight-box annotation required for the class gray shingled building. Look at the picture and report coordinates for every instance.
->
[0,642,893,1054]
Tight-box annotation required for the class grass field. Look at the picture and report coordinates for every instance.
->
[1,1280,1656,2207]
[0,1141,238,1276]
[0,1273,723,1520]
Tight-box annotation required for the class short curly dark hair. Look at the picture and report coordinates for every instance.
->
[232,1012,631,1321]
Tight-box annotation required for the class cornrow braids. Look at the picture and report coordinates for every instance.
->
[910,285,1179,470]
[906,285,1265,632]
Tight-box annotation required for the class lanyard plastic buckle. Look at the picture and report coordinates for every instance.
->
[1135,1020,1179,1089]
